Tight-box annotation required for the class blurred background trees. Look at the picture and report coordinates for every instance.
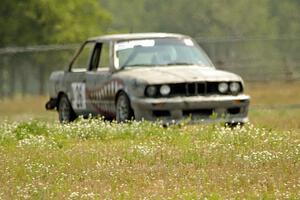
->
[101,0,299,38]
[1,0,300,46]
[0,0,299,97]
[0,0,111,47]
[0,0,111,97]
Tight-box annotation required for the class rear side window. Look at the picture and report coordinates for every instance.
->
[98,43,110,69]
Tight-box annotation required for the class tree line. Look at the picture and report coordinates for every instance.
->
[0,0,299,98]
[0,0,299,47]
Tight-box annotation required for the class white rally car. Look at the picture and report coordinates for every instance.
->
[46,33,250,124]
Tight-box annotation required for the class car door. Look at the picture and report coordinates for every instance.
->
[85,42,116,118]
[65,41,96,116]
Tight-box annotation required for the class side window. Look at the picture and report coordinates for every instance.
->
[89,43,101,71]
[98,43,110,69]
[72,42,95,71]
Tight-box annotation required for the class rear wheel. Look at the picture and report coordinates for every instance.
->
[116,92,134,122]
[58,94,77,123]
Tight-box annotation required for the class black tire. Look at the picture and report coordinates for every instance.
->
[58,94,77,123]
[225,122,244,129]
[116,92,134,122]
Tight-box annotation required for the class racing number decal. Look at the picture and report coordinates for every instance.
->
[71,83,86,110]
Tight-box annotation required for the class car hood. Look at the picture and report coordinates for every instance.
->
[115,65,242,84]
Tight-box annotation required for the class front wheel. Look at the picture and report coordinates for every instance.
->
[116,92,134,122]
[225,122,244,129]
[58,94,77,123]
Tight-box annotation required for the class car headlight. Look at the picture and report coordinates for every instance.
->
[229,82,241,94]
[146,86,157,97]
[160,85,171,96]
[218,82,229,93]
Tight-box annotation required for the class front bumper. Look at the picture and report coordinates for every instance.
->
[131,95,250,123]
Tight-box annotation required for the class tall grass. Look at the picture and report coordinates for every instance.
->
[0,82,299,199]
[0,119,299,199]
[245,81,300,105]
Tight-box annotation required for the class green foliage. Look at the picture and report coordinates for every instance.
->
[0,0,111,46]
[271,0,300,36]
[101,0,299,38]
[14,120,48,140]
[1,1,300,46]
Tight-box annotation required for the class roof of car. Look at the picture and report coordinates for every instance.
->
[88,33,189,42]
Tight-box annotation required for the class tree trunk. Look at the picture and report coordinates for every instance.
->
[0,67,3,100]
[8,63,16,98]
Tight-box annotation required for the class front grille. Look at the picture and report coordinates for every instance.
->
[170,82,242,97]
[206,82,220,94]
[145,82,243,98]
[170,82,207,96]
[169,83,186,96]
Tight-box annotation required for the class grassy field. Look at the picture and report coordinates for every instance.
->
[0,82,299,199]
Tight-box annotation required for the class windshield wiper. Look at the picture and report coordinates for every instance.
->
[121,63,201,69]
[122,64,153,68]
[166,62,198,66]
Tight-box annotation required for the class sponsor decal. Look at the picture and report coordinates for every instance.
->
[183,38,194,46]
[71,83,86,110]
[116,40,155,51]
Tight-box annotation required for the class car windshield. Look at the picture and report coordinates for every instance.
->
[114,38,214,69]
